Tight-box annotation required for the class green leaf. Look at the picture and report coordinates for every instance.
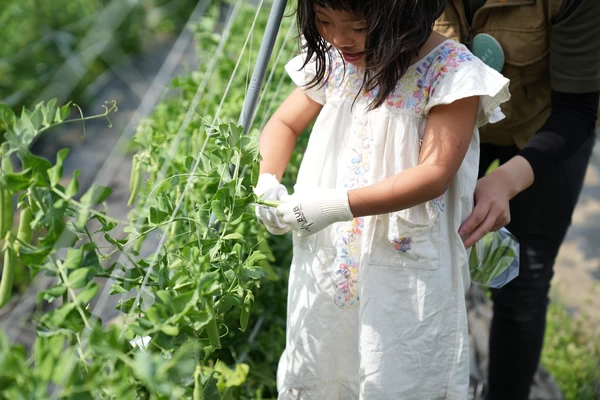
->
[76,282,99,304]
[47,148,69,187]
[116,298,136,313]
[51,347,76,384]
[133,351,155,384]
[19,245,52,266]
[36,285,67,304]
[223,233,243,240]
[214,293,242,315]
[211,200,227,222]
[41,99,57,128]
[190,310,212,331]
[239,135,260,165]
[0,104,16,130]
[243,251,267,268]
[109,284,128,295]
[55,102,72,123]
[65,169,81,198]
[202,373,220,400]
[89,325,124,357]
[63,247,84,270]
[149,207,169,225]
[145,306,163,324]
[28,105,43,131]
[76,207,89,230]
[20,153,52,185]
[80,184,112,206]
[198,153,212,173]
[184,156,196,172]
[215,360,249,388]
[40,303,76,327]
[196,201,212,228]
[198,271,220,294]
[242,266,268,280]
[3,168,33,191]
[67,267,96,289]
[172,291,195,314]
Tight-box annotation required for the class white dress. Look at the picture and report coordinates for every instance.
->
[277,39,510,400]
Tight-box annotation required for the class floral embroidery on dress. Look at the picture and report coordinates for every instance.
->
[324,41,472,308]
[320,41,474,116]
[432,193,445,212]
[392,237,413,253]
[333,116,372,309]
[332,218,363,308]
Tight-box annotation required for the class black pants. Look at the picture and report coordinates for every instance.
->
[480,137,596,400]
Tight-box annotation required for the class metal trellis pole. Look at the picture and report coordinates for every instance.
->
[209,0,289,226]
[238,0,288,134]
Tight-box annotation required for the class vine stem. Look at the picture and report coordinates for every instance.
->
[53,257,92,330]
[51,187,126,226]
[103,217,196,259]
[146,173,207,199]
[37,100,118,136]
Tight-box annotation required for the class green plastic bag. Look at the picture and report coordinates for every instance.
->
[469,227,520,288]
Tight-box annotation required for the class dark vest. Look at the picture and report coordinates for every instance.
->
[434,0,563,147]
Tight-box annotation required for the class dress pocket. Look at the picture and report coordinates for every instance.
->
[368,203,440,270]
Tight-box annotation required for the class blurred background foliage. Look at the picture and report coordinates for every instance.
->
[0,0,200,109]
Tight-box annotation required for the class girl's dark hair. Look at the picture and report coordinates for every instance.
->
[297,0,447,110]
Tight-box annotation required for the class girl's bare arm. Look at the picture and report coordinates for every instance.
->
[259,88,323,180]
[348,96,479,217]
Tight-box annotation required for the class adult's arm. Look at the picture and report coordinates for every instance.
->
[458,0,600,247]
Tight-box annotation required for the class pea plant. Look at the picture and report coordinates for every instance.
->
[0,97,273,399]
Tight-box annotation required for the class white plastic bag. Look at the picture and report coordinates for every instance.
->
[469,227,520,288]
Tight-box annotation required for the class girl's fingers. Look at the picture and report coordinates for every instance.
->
[257,206,284,229]
[267,208,288,229]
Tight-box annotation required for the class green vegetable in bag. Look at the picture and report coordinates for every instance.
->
[469,227,519,288]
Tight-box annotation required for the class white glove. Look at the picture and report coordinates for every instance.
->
[253,173,291,235]
[276,188,354,237]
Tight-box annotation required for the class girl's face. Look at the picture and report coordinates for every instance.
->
[314,5,367,67]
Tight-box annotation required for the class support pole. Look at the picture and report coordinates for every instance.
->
[210,0,289,228]
[238,0,288,134]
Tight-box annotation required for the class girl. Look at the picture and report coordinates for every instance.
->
[254,0,510,398]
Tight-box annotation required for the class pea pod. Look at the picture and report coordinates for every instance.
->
[14,207,33,254]
[128,155,142,206]
[170,187,182,238]
[240,291,252,332]
[193,365,203,400]
[168,258,184,270]
[256,198,283,208]
[0,187,13,238]
[0,234,15,308]
[205,297,221,349]
[1,143,13,174]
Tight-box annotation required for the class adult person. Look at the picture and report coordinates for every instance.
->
[434,0,600,398]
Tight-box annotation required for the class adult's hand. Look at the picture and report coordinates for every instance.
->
[459,156,534,247]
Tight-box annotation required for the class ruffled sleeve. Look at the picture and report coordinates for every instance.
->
[284,53,327,105]
[424,43,510,128]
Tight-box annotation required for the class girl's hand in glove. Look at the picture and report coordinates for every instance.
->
[276,188,354,237]
[253,173,291,235]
